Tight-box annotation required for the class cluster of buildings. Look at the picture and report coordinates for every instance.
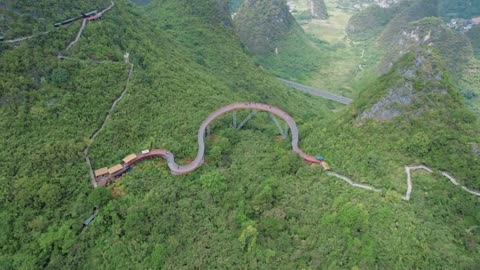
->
[94,153,141,183]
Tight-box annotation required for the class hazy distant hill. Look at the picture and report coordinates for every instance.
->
[347,0,474,76]
[234,0,298,55]
[378,17,473,76]
[310,0,329,19]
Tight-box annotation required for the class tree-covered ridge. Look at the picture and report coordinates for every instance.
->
[1,0,480,269]
[379,17,473,76]
[234,0,297,55]
[0,0,328,267]
[232,0,326,80]
[346,2,408,41]
[345,50,480,187]
[345,0,480,114]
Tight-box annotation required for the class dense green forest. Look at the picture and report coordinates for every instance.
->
[1,0,479,269]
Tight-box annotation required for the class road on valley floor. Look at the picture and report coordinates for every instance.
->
[277,78,353,105]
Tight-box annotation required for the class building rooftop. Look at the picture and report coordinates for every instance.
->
[472,17,480,25]
[94,167,109,177]
[108,164,124,174]
[321,162,331,171]
[122,154,137,164]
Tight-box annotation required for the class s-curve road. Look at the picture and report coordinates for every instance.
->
[95,102,327,186]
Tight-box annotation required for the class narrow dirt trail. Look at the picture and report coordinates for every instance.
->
[402,166,434,200]
[85,60,134,188]
[326,165,480,200]
[326,171,382,192]
[65,19,87,51]
[45,0,130,187]
[401,165,480,200]
[2,31,50,43]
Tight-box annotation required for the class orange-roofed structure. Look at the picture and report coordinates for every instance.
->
[122,154,137,164]
[108,164,124,175]
[95,167,109,177]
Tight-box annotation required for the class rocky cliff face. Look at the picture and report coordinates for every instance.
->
[358,50,453,122]
[233,0,297,55]
[309,0,328,19]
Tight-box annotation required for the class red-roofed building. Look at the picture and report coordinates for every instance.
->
[472,17,480,25]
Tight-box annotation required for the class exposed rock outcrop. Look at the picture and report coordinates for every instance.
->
[358,50,451,122]
[379,17,473,76]
[358,82,415,121]
[472,143,480,156]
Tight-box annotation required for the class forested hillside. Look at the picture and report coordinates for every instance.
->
[233,0,325,80]
[1,0,479,269]
[0,0,329,267]
[0,1,110,37]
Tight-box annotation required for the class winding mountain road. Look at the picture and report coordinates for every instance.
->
[277,78,353,104]
[94,102,480,201]
[95,102,326,186]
